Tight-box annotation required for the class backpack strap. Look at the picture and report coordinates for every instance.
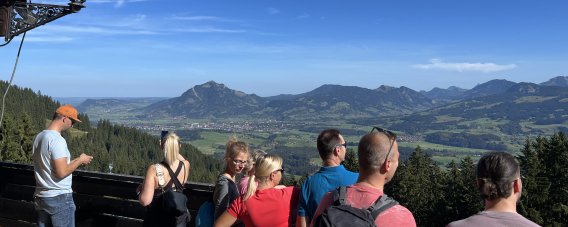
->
[155,164,166,189]
[161,161,185,192]
[368,194,399,218]
[332,186,348,206]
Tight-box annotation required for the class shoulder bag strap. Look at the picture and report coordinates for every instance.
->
[368,194,399,218]
[162,161,185,191]
[332,186,348,206]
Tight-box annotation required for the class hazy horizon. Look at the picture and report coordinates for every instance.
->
[48,75,564,101]
[1,0,566,97]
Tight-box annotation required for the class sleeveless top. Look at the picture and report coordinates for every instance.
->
[143,161,190,227]
[152,161,185,196]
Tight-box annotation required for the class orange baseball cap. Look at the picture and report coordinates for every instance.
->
[56,105,82,122]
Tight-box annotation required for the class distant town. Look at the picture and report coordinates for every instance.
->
[128,119,307,135]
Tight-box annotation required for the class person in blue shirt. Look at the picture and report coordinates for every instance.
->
[296,128,359,227]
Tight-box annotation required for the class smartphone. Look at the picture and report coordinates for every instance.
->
[161,130,168,140]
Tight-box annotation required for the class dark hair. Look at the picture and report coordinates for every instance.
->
[476,152,520,201]
[317,129,342,160]
[52,112,64,120]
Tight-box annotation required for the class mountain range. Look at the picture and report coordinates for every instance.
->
[388,81,568,135]
[77,76,568,122]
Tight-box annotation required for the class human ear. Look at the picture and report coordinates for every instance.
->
[513,178,521,193]
[269,171,276,181]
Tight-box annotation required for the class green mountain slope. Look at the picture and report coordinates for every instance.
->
[0,81,222,183]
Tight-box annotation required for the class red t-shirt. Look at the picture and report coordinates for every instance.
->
[311,183,416,227]
[228,186,300,227]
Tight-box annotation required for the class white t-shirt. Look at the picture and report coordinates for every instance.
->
[32,130,73,197]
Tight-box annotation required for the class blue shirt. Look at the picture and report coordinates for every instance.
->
[298,165,358,219]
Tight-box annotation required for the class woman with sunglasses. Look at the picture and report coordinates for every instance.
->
[212,137,250,225]
[214,154,300,227]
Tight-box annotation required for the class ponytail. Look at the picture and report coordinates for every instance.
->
[243,154,283,201]
[243,175,257,201]
[163,132,180,165]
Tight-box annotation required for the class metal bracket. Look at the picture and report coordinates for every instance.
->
[2,0,85,41]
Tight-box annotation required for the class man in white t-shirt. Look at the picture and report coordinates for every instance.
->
[32,104,93,227]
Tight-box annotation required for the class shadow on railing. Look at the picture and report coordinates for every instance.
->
[0,161,214,227]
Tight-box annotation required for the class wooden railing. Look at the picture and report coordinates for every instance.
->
[0,161,214,227]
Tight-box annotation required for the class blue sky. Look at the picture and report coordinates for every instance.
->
[1,0,567,97]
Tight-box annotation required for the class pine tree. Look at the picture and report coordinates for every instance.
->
[343,148,359,172]
[543,132,568,226]
[386,146,445,226]
[518,137,547,225]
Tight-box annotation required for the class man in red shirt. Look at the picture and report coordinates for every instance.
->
[311,127,416,227]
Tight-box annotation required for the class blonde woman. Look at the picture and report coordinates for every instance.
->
[215,154,300,227]
[138,132,191,227]
[213,137,250,224]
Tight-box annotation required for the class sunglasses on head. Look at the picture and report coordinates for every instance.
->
[369,127,397,140]
[370,127,397,164]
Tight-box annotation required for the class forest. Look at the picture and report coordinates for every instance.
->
[0,81,223,183]
[0,81,566,226]
[340,133,568,226]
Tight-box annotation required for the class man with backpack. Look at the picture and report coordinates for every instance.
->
[310,127,416,227]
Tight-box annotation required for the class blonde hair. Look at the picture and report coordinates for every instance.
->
[243,154,283,201]
[224,136,250,163]
[162,132,181,165]
[244,149,267,174]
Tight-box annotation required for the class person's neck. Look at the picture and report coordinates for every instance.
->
[47,121,63,133]
[223,170,237,182]
[484,197,518,213]
[357,174,386,191]
[322,158,341,167]
[256,181,275,191]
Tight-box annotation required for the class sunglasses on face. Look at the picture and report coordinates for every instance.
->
[66,117,76,127]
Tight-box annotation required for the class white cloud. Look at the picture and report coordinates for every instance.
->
[268,8,280,15]
[42,24,158,35]
[412,59,517,73]
[100,14,147,27]
[173,27,245,33]
[25,36,75,43]
[296,13,310,19]
[115,0,125,7]
[169,15,235,23]
[84,0,146,5]
[40,0,146,7]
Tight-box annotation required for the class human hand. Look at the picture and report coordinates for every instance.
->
[80,153,94,165]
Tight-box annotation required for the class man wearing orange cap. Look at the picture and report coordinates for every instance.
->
[32,104,94,227]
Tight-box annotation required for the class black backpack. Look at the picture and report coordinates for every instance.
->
[313,186,399,227]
